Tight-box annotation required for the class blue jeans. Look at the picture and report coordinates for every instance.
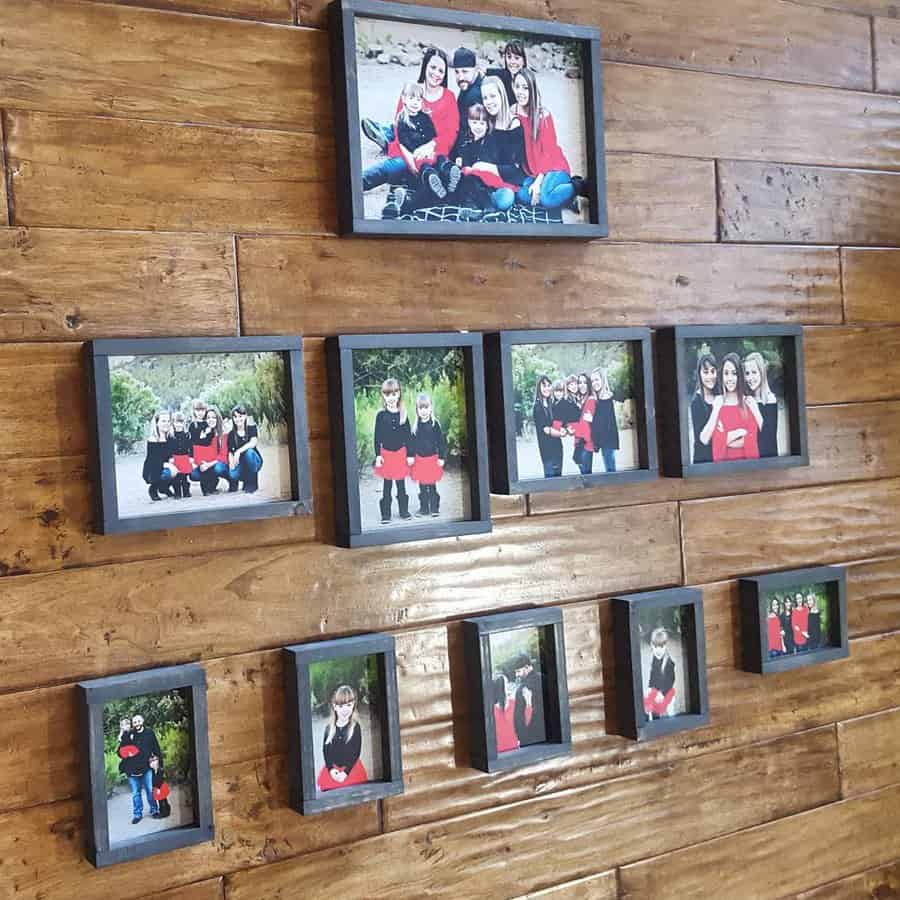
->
[492,188,516,211]
[190,461,229,481]
[516,171,575,209]
[542,457,562,478]
[230,448,262,484]
[575,445,594,475]
[129,770,158,818]
[363,156,409,191]
[600,447,616,473]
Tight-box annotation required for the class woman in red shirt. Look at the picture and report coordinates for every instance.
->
[704,352,762,463]
[767,597,785,658]
[571,372,596,475]
[492,675,519,754]
[511,68,576,211]
[190,406,230,495]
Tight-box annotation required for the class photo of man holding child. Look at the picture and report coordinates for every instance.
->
[354,18,590,225]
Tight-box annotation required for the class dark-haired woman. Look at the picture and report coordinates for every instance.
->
[704,352,761,463]
[806,594,822,650]
[227,405,263,494]
[486,39,527,105]
[533,375,563,477]
[780,596,795,655]
[571,372,595,475]
[690,353,718,465]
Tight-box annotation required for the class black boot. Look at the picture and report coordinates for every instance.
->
[398,492,412,521]
[148,483,161,501]
[379,496,391,524]
[173,478,183,499]
[182,477,191,498]
[164,481,176,498]
[228,479,239,493]
[243,473,258,494]
[416,489,429,517]
[431,489,440,517]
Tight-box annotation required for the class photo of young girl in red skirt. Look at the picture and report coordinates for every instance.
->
[317,685,370,792]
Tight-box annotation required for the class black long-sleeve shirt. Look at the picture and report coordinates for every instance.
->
[142,439,173,484]
[410,419,447,458]
[807,610,822,649]
[494,125,527,186]
[118,727,162,777]
[590,397,620,450]
[397,110,436,156]
[374,409,412,457]
[533,399,561,466]
[758,400,779,458]
[170,431,192,457]
[513,669,546,747]
[690,393,713,465]
[648,654,675,695]
[552,397,581,429]
[322,722,362,772]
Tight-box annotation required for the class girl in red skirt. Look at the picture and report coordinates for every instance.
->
[409,393,447,518]
[373,378,413,524]
[170,411,194,499]
[317,685,369,792]
[644,628,676,720]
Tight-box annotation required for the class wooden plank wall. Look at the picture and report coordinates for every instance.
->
[0,0,898,897]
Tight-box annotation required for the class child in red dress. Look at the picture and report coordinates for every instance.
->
[373,378,413,524]
[644,628,676,720]
[409,393,448,518]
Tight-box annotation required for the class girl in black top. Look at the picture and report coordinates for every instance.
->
[227,404,263,494]
[644,627,676,720]
[478,76,527,213]
[373,378,413,524]
[142,411,177,502]
[532,375,562,479]
[589,369,619,474]
[409,393,448,517]
[743,351,779,458]
[690,353,719,465]
[317,684,368,792]
[780,596,795,654]
[806,594,822,650]
[169,412,193,499]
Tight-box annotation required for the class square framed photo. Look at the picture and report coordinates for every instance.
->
[326,332,491,547]
[612,588,709,741]
[329,0,607,238]
[739,566,849,674]
[462,607,571,772]
[283,634,404,814]
[484,328,658,494]
[77,664,214,868]
[656,325,809,478]
[86,337,313,534]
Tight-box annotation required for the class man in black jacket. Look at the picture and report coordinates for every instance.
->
[118,714,163,824]
[512,653,546,747]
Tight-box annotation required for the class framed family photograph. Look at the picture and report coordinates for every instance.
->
[484,328,658,494]
[612,588,709,741]
[329,0,607,238]
[326,332,491,547]
[656,325,809,478]
[77,663,214,867]
[283,634,404,814]
[86,337,313,534]
[740,566,849,674]
[462,607,571,772]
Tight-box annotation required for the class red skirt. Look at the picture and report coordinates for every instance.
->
[172,454,193,475]
[316,760,369,792]
[410,454,443,485]
[643,687,675,717]
[374,447,409,481]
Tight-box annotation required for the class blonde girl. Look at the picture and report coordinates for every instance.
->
[590,368,619,474]
[409,392,448,517]
[743,351,778,458]
[142,411,177,501]
[373,377,413,523]
[644,627,676,720]
[317,685,368,791]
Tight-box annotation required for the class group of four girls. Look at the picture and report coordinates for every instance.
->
[767,592,825,658]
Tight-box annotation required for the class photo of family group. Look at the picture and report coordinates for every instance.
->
[488,626,550,754]
[511,340,640,480]
[354,16,590,226]
[636,604,694,721]
[351,345,472,531]
[108,351,293,520]
[103,689,196,845]
[683,336,792,466]
[308,654,384,795]
[763,581,837,659]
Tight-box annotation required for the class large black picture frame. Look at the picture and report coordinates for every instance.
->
[328,0,608,239]
[612,588,709,742]
[484,327,658,494]
[77,663,214,868]
[283,633,405,815]
[739,565,849,675]
[655,324,809,478]
[462,607,571,772]
[325,331,492,547]
[86,336,313,534]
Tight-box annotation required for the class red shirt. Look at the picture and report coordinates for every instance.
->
[493,699,519,753]
[711,402,760,462]
[767,613,783,652]
[792,606,809,646]
[573,398,596,451]
[516,110,570,176]
[193,435,227,465]
[388,88,459,162]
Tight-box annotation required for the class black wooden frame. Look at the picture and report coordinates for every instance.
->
[328,0,608,239]
[612,588,709,741]
[325,331,491,547]
[77,663,214,868]
[655,324,809,478]
[283,633,405,814]
[484,327,658,494]
[462,607,571,772]
[86,336,313,534]
[739,565,849,675]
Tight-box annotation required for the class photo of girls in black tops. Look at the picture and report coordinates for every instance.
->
[764,584,835,659]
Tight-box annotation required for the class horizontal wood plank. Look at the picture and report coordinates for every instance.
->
[513,871,617,899]
[682,479,900,583]
[139,879,224,900]
[845,556,900,639]
[796,859,900,900]
[619,782,900,900]
[786,0,898,15]
[842,248,900,323]
[718,161,900,245]
[838,707,900,797]
[1,0,319,129]
[0,227,236,340]
[806,326,900,403]
[238,237,840,334]
[84,0,292,21]
[875,18,900,93]
[0,115,8,225]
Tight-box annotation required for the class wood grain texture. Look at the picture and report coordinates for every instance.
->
[1,0,320,129]
[842,248,900,323]
[82,0,293,22]
[786,0,899,15]
[0,227,236,340]
[796,859,900,900]
[876,18,900,93]
[226,730,839,900]
[5,111,335,233]
[838,707,900,797]
[238,237,840,334]
[807,326,900,403]
[513,870,617,900]
[846,556,900,638]
[719,161,900,245]
[0,114,8,226]
[139,879,224,900]
[681,479,900,584]
[619,782,900,900]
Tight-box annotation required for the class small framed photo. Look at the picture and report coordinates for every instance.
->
[655,325,809,478]
[86,337,313,534]
[484,328,658,494]
[77,664,214,867]
[326,332,491,547]
[739,566,849,674]
[329,0,607,238]
[283,634,404,814]
[612,588,709,741]
[462,607,571,772]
